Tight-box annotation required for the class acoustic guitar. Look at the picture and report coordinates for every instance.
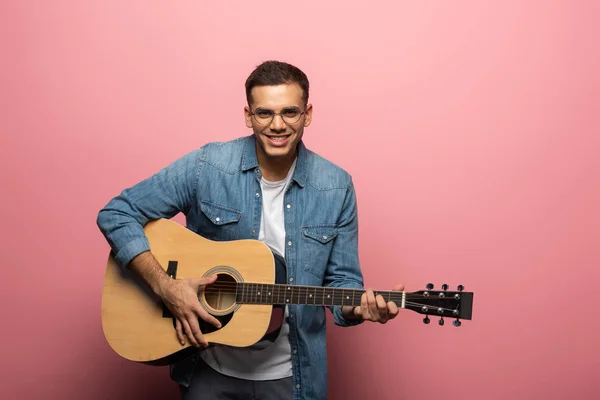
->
[101,218,474,365]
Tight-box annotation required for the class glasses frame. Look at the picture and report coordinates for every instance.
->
[249,106,305,126]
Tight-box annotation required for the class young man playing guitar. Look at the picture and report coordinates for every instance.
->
[97,60,404,400]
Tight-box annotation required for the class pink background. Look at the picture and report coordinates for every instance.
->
[2,1,599,399]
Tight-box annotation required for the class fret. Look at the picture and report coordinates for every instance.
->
[313,287,317,305]
[341,288,344,306]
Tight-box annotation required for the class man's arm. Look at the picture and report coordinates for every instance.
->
[97,149,201,270]
[324,180,404,325]
[323,180,365,327]
[97,148,221,346]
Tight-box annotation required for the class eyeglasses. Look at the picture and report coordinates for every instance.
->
[249,107,305,125]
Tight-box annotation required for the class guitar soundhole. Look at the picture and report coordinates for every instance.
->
[203,273,238,312]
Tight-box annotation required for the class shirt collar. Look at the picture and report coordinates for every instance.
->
[241,134,307,188]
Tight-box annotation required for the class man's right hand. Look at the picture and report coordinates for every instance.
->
[128,251,222,348]
[157,276,222,347]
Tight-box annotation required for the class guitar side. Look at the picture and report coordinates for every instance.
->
[101,218,276,364]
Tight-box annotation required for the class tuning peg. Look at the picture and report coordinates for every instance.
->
[457,285,464,292]
[426,283,434,290]
[423,316,430,324]
[453,319,462,327]
[438,317,445,326]
[441,284,448,291]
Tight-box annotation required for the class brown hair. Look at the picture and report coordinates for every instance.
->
[245,60,310,105]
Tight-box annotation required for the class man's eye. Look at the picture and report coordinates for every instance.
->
[256,110,273,118]
[282,109,300,117]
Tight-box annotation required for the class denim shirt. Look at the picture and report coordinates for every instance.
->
[96,135,364,400]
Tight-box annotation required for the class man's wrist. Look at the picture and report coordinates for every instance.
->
[342,305,362,321]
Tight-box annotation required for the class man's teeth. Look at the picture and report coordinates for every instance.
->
[270,136,288,141]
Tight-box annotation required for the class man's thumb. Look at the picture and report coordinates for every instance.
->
[190,275,218,288]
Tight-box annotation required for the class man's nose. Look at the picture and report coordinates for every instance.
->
[270,114,286,131]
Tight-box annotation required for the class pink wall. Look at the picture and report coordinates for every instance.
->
[2,1,599,399]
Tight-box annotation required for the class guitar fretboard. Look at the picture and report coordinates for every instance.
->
[235,282,405,308]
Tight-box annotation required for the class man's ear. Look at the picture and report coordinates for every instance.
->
[304,103,313,127]
[244,106,253,128]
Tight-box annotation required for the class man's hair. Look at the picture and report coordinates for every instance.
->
[245,60,310,106]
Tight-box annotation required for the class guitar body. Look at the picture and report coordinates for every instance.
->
[101,218,287,365]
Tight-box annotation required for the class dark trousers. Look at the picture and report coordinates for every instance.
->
[180,358,293,400]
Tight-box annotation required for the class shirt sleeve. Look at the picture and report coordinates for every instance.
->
[323,180,365,327]
[96,148,203,269]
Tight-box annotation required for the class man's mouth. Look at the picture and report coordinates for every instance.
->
[265,134,291,146]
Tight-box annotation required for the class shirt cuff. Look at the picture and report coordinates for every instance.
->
[114,237,151,269]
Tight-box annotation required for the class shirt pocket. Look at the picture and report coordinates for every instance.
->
[300,225,338,283]
[199,200,243,241]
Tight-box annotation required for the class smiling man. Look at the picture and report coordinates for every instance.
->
[97,60,404,400]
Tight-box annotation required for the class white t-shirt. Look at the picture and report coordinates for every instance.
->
[199,160,296,380]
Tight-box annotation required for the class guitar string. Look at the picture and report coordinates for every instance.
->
[200,285,453,299]
[200,287,452,300]
[200,289,437,300]
[195,290,460,312]
[199,282,450,294]
[198,282,459,294]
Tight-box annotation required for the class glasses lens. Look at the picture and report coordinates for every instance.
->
[282,108,301,124]
[254,109,274,125]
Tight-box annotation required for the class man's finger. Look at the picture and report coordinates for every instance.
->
[360,292,368,320]
[366,289,377,321]
[182,319,199,347]
[175,319,185,345]
[187,314,207,347]
[190,275,218,289]
[197,305,222,329]
[376,294,387,320]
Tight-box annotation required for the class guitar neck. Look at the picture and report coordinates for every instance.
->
[235,282,405,308]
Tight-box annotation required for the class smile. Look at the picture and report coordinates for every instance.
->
[265,134,291,146]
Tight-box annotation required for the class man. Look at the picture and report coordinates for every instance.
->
[97,60,404,400]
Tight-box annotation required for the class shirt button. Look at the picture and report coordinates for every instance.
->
[323,235,328,240]
[256,193,260,197]
[286,204,291,209]
[289,277,294,282]
[252,230,256,235]
[288,241,292,246]
[215,217,220,222]
[293,349,297,354]
[296,384,301,389]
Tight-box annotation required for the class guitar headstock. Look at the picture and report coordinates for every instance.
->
[404,283,473,326]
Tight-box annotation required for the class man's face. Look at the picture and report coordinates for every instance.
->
[245,83,312,163]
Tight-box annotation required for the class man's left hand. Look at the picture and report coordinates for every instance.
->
[353,284,405,324]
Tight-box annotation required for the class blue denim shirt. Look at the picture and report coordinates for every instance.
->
[97,135,364,400]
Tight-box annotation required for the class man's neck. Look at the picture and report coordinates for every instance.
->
[257,148,297,182]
